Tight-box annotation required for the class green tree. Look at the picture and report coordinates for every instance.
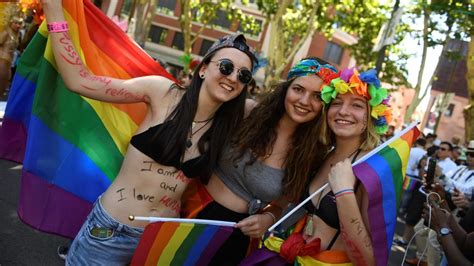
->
[178,0,260,71]
[333,0,410,86]
[256,0,410,90]
[402,0,473,129]
[132,0,157,47]
[256,0,328,89]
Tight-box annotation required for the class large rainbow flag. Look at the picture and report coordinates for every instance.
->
[131,221,234,265]
[0,0,173,238]
[352,125,420,266]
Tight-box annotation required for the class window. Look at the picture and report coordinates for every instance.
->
[148,25,168,44]
[323,41,343,65]
[121,0,133,16]
[444,103,455,117]
[93,0,103,8]
[172,32,184,51]
[199,39,214,56]
[212,10,232,29]
[156,0,176,15]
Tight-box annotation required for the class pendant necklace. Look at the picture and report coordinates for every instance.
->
[186,117,213,148]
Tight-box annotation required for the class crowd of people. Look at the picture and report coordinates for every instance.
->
[394,133,474,265]
[2,0,473,265]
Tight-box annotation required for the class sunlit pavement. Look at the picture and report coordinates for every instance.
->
[0,159,69,265]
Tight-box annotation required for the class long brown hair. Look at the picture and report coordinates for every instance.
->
[232,80,329,201]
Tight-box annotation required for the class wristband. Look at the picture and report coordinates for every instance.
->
[47,22,69,33]
[263,212,276,224]
[334,188,354,198]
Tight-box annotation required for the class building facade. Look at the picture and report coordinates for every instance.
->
[421,39,469,143]
[103,0,355,84]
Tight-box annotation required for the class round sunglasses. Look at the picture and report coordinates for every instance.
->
[210,59,253,84]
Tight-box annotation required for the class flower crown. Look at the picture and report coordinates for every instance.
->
[287,58,340,84]
[321,68,392,135]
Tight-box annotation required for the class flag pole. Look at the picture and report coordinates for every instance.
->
[129,215,236,227]
[268,121,420,232]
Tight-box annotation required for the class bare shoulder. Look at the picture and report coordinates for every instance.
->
[244,98,258,118]
[131,75,178,102]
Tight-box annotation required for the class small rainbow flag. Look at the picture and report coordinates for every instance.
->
[131,221,234,266]
[352,124,420,266]
[0,1,172,238]
[402,175,420,191]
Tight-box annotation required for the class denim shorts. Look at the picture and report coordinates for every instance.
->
[66,198,144,265]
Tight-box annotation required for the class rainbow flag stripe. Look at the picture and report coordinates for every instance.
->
[352,126,420,266]
[0,1,172,238]
[402,175,419,191]
[131,222,233,266]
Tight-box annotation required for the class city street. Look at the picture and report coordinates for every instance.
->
[0,159,69,265]
[0,157,415,265]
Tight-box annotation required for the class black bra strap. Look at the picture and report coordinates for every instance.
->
[351,149,362,163]
[327,229,340,250]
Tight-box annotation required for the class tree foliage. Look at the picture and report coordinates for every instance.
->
[178,0,260,71]
[256,0,335,88]
[332,0,410,86]
[255,0,411,89]
[402,0,473,127]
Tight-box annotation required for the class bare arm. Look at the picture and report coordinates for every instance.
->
[438,233,472,265]
[41,1,173,104]
[329,159,375,266]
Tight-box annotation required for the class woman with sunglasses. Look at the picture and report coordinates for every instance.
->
[293,68,391,265]
[181,57,338,264]
[41,1,257,264]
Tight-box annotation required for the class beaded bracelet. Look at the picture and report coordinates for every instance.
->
[47,21,69,33]
[334,188,354,199]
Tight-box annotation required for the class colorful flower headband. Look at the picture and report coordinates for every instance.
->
[287,58,339,85]
[321,68,392,135]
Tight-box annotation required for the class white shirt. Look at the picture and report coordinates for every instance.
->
[438,157,457,175]
[406,147,426,177]
[444,165,474,197]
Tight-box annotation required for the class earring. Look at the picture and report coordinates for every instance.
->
[200,74,205,79]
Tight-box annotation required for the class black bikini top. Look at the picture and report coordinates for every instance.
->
[303,149,362,249]
[130,120,208,179]
[304,180,362,229]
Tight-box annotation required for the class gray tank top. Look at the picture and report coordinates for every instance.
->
[215,146,284,214]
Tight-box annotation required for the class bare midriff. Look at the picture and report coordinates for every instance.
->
[205,174,249,214]
[101,146,191,228]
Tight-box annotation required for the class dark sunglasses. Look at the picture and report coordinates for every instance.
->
[439,147,448,151]
[211,59,253,84]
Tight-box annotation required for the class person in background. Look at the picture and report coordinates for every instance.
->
[0,16,23,100]
[422,202,474,265]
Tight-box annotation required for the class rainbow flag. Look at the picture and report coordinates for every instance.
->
[352,125,420,266]
[131,221,233,265]
[402,175,420,191]
[0,0,173,238]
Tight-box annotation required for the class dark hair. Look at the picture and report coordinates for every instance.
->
[440,141,453,151]
[232,70,329,201]
[415,138,427,147]
[151,51,248,183]
[427,145,439,157]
